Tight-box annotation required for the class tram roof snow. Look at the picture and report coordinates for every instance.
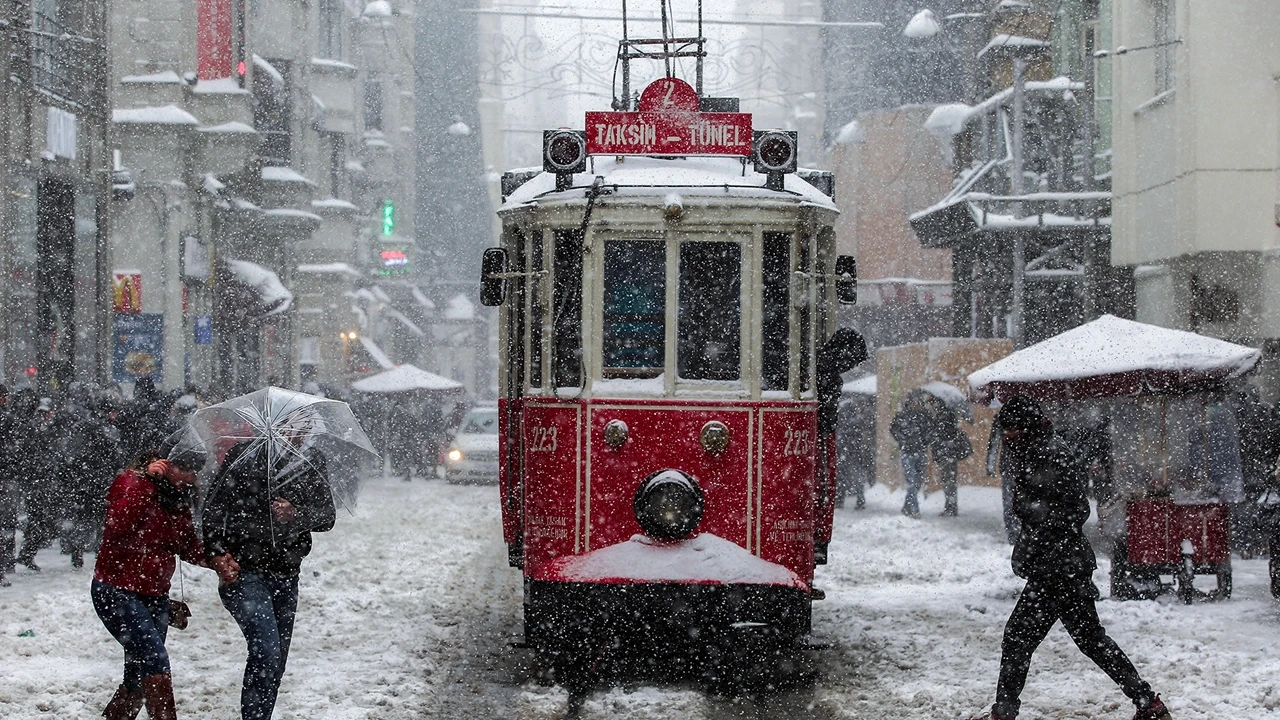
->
[500,155,838,212]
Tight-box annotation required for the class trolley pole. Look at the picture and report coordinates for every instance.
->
[1010,58,1027,348]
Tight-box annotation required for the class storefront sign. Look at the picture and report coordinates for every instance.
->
[112,313,164,384]
[194,315,213,345]
[112,272,143,313]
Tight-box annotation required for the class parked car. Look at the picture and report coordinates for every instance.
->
[445,406,499,484]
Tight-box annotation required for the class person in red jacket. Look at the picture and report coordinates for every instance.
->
[92,441,238,720]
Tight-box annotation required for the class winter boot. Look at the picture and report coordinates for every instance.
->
[140,673,177,720]
[1133,695,1171,720]
[102,684,144,720]
[967,712,1014,720]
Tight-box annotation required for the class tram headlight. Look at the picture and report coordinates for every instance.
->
[633,469,705,541]
[447,447,464,463]
[752,130,798,175]
[543,129,588,174]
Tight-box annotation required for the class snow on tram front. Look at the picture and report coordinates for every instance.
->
[479,75,865,680]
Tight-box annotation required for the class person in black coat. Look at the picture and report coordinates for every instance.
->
[975,395,1171,720]
[890,392,934,518]
[203,428,335,720]
[929,397,972,517]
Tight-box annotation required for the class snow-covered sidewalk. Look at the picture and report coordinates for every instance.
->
[2,474,1277,718]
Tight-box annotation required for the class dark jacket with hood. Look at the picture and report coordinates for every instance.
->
[1005,427,1096,583]
[203,440,335,578]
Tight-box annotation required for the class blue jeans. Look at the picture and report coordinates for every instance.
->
[91,579,171,691]
[219,572,300,720]
[901,451,928,516]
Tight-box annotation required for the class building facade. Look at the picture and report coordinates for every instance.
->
[1109,0,1280,391]
[1,0,113,393]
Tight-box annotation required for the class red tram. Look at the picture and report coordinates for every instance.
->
[479,68,863,678]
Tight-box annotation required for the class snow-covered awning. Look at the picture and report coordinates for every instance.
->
[384,308,425,337]
[351,364,463,394]
[967,315,1262,406]
[224,260,293,317]
[358,336,394,370]
[113,105,200,126]
[842,375,877,395]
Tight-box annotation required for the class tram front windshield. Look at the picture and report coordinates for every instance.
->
[678,242,741,381]
[603,239,665,378]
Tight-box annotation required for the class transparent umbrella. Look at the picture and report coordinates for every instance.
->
[181,387,379,542]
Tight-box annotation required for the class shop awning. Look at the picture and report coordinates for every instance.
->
[350,364,464,394]
[224,260,292,316]
[967,315,1262,405]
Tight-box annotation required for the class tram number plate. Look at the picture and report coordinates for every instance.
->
[529,425,559,453]
[783,428,814,457]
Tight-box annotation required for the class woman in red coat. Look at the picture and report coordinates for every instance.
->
[92,442,238,720]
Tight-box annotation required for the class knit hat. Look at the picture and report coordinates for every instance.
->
[995,394,1047,431]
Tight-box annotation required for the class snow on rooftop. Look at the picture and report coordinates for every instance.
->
[924,103,972,138]
[197,121,257,134]
[113,105,200,125]
[297,262,361,277]
[444,294,475,321]
[978,34,1050,58]
[834,119,866,145]
[358,336,395,370]
[225,260,293,316]
[261,166,318,186]
[922,77,1084,139]
[903,9,940,39]
[192,76,248,95]
[411,286,435,310]
[252,55,285,85]
[544,532,807,588]
[311,198,360,212]
[501,155,838,212]
[121,70,183,84]
[967,314,1261,403]
[263,207,323,223]
[311,57,359,72]
[842,375,877,395]
[363,0,393,17]
[386,308,425,337]
[351,364,463,393]
[201,173,226,194]
[371,286,393,304]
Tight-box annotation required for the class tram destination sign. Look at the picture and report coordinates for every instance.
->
[584,77,752,157]
[585,110,753,157]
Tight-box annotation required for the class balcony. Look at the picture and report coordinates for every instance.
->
[31,8,107,115]
[310,58,358,134]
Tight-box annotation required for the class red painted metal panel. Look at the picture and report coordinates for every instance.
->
[757,407,818,582]
[584,403,752,555]
[521,402,582,577]
[497,398,519,546]
[1127,499,1230,565]
[197,0,233,80]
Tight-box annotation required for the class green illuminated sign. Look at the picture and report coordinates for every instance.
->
[382,199,395,235]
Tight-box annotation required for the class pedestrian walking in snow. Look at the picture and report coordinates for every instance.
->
[92,440,237,720]
[986,422,1021,544]
[890,392,934,518]
[203,425,336,720]
[973,395,1171,720]
[16,397,67,570]
[0,385,18,586]
[60,395,125,567]
[929,397,972,517]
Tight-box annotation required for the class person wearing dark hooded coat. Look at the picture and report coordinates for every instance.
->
[202,430,335,720]
[890,392,934,518]
[973,395,1171,720]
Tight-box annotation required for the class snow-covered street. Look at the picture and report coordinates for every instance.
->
[3,473,1278,719]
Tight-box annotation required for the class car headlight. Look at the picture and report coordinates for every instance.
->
[633,469,704,541]
[447,448,464,462]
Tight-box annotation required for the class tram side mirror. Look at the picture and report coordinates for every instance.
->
[480,248,508,307]
[835,255,858,304]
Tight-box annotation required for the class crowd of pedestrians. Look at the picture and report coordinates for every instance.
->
[0,378,209,587]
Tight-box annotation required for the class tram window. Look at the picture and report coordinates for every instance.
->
[552,229,584,387]
[797,234,812,393]
[678,242,741,381]
[528,232,543,388]
[761,232,791,391]
[602,239,665,378]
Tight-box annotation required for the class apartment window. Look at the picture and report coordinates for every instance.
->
[253,57,292,166]
[364,76,384,132]
[1152,0,1175,93]
[328,133,346,196]
[320,0,344,59]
